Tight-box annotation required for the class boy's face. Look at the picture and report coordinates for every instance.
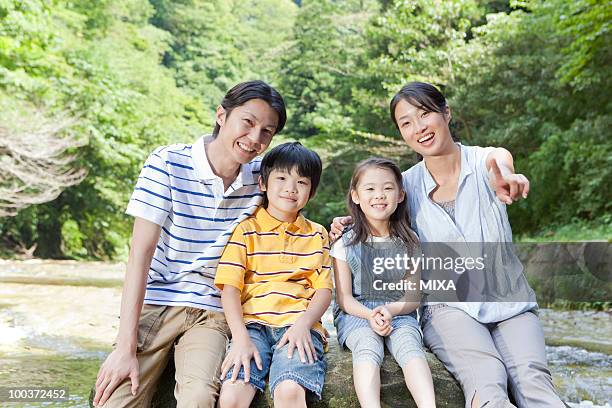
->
[259,167,312,220]
[216,98,279,164]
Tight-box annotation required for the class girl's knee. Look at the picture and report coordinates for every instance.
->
[350,336,384,366]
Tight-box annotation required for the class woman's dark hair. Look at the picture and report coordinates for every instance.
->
[260,142,322,208]
[347,158,418,248]
[213,80,287,138]
[389,82,458,160]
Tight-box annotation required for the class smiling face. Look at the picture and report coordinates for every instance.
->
[215,98,279,164]
[394,98,454,157]
[351,166,405,224]
[259,167,312,221]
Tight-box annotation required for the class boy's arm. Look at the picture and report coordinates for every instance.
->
[277,288,332,364]
[220,285,262,383]
[94,217,160,406]
[215,223,262,383]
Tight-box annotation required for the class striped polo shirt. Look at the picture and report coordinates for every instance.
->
[125,135,262,311]
[214,207,333,339]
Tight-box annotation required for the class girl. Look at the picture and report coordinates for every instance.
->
[331,158,436,408]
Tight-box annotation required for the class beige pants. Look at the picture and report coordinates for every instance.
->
[101,304,230,408]
[423,307,565,408]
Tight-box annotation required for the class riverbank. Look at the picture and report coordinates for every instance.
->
[0,260,610,406]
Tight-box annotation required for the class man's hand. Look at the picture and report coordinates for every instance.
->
[329,216,352,242]
[489,159,530,205]
[277,319,318,364]
[94,347,139,406]
[220,336,262,383]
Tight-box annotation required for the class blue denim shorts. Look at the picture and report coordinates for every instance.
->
[224,323,327,399]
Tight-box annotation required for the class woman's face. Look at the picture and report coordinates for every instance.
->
[394,98,453,157]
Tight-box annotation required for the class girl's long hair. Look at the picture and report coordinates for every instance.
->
[347,158,419,249]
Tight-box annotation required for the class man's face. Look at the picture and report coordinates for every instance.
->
[216,98,279,164]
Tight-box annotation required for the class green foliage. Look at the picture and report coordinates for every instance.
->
[450,0,611,233]
[0,0,207,258]
[150,0,297,116]
[0,0,609,258]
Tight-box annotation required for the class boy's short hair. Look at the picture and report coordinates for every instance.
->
[260,142,322,208]
[213,80,286,138]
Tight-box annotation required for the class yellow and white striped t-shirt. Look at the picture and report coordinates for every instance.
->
[215,207,333,339]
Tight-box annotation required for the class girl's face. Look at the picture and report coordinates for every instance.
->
[351,166,405,224]
[394,98,453,157]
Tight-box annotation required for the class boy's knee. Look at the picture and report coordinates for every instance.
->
[273,380,305,403]
[218,390,248,408]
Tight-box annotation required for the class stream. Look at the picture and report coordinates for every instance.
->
[0,260,609,407]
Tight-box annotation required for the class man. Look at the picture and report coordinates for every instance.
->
[94,80,286,407]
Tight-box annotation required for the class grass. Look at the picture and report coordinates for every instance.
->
[517,218,612,242]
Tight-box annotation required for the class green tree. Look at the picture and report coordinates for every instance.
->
[0,0,207,258]
[450,0,611,234]
[150,0,297,116]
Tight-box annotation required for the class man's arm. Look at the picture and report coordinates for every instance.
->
[94,217,160,406]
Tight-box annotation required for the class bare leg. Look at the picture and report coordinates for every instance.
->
[353,362,381,408]
[217,381,257,408]
[273,380,306,408]
[402,357,436,408]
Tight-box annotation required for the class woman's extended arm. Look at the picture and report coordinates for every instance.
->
[486,147,530,205]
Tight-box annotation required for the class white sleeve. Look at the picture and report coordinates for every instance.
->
[125,148,172,226]
[329,238,348,262]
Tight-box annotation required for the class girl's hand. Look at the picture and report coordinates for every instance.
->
[277,319,318,364]
[368,311,392,336]
[489,159,530,205]
[220,335,263,383]
[329,216,352,242]
[372,305,393,322]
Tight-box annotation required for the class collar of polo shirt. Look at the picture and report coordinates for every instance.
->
[254,206,308,232]
[192,135,256,186]
[420,143,474,196]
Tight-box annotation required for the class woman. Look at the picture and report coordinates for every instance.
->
[331,82,564,407]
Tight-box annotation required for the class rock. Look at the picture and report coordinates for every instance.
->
[516,242,611,305]
[89,341,464,407]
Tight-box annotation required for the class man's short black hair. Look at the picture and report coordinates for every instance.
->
[260,142,322,208]
[213,80,286,138]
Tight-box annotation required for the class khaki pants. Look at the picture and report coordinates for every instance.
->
[423,307,564,408]
[101,304,230,408]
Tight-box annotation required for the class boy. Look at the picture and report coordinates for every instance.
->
[214,142,333,408]
[94,80,286,407]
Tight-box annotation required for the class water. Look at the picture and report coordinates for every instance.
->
[0,260,610,407]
